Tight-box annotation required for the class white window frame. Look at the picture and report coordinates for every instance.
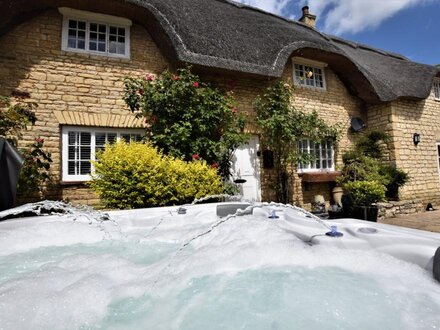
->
[59,7,131,59]
[292,57,327,90]
[61,126,143,182]
[434,79,440,101]
[297,139,335,173]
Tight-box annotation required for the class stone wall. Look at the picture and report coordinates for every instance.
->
[391,94,440,204]
[0,9,169,205]
[377,200,424,219]
[279,62,364,207]
[0,8,385,208]
[367,86,440,204]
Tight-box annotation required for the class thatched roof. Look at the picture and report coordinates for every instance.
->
[1,0,439,103]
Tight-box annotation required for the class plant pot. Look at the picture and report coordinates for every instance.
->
[332,186,344,205]
[351,205,378,222]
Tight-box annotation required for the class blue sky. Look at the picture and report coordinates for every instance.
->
[235,0,440,66]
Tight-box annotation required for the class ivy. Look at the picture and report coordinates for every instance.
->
[124,67,248,180]
[254,81,340,203]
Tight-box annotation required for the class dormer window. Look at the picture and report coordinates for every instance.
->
[293,57,327,90]
[434,80,440,101]
[59,7,131,59]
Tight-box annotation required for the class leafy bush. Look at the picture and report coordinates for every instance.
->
[1,96,52,199]
[89,142,223,209]
[379,164,410,199]
[17,137,52,196]
[123,67,248,180]
[0,95,37,145]
[338,129,409,202]
[343,180,386,206]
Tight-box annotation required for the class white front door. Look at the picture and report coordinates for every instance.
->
[231,135,261,202]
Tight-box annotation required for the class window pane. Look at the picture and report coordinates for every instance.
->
[107,133,117,144]
[68,161,76,175]
[80,161,91,175]
[77,40,85,49]
[78,21,86,30]
[80,132,91,145]
[298,139,333,171]
[80,146,91,160]
[69,20,77,29]
[294,63,325,89]
[68,131,75,145]
[96,133,106,146]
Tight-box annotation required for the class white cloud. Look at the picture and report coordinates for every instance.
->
[234,0,292,15]
[234,0,435,35]
[305,0,434,35]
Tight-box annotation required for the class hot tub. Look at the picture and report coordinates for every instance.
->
[0,201,439,329]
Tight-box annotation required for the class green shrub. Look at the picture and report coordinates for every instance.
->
[343,180,386,206]
[1,96,52,200]
[379,164,410,199]
[123,67,248,180]
[339,129,409,201]
[89,142,223,209]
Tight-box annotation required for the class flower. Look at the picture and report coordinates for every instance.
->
[146,74,154,81]
[150,115,158,124]
[211,163,218,169]
[35,137,44,143]
[231,107,238,114]
[172,75,180,81]
[138,89,144,95]
[193,82,199,88]
[192,154,200,160]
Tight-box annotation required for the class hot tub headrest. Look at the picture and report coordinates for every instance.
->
[434,247,440,283]
[216,203,252,218]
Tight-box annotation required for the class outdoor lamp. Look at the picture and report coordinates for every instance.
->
[413,133,420,146]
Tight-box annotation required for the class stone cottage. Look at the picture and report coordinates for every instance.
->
[0,0,439,208]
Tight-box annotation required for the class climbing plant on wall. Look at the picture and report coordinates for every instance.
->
[253,81,340,204]
[123,67,248,180]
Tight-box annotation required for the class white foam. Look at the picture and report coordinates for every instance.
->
[0,206,439,329]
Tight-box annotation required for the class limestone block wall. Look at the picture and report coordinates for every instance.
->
[189,63,364,207]
[279,64,364,207]
[0,9,169,205]
[390,91,440,204]
[0,9,364,207]
[367,86,440,204]
[377,200,424,219]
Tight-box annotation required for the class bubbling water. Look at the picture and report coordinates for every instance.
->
[0,202,439,330]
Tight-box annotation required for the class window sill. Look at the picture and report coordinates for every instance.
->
[298,171,341,183]
[294,84,326,92]
[60,181,88,186]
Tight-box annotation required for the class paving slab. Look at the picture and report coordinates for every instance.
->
[379,209,440,233]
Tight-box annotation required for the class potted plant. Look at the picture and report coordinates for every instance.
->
[342,180,386,221]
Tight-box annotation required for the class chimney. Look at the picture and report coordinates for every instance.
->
[299,6,316,28]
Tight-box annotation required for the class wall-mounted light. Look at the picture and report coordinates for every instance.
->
[413,133,420,146]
